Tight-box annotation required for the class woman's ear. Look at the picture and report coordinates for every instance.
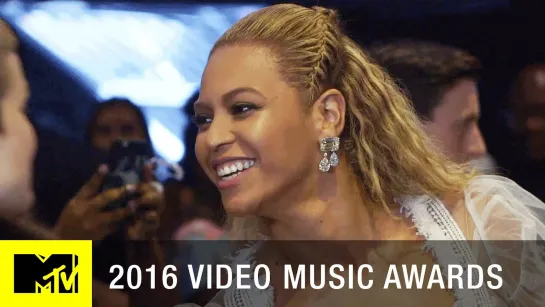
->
[310,89,346,139]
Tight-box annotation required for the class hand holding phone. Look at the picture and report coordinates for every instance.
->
[54,165,133,241]
[125,163,164,240]
[101,140,155,212]
[101,139,165,239]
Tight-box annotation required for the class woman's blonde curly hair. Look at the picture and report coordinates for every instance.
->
[210,4,476,239]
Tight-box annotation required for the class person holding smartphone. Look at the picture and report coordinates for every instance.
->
[47,99,176,306]
[53,98,163,241]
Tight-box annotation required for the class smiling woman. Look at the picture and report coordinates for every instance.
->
[193,4,473,236]
[187,3,545,307]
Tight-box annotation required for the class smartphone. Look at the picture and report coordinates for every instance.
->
[101,139,155,212]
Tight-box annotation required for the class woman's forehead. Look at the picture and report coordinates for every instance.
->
[201,45,285,98]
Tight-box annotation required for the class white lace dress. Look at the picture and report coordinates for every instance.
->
[180,175,545,307]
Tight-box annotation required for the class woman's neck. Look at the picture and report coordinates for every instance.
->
[264,161,376,241]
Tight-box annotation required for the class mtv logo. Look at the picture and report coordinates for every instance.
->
[13,254,79,294]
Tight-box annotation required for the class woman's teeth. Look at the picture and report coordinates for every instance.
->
[217,160,255,180]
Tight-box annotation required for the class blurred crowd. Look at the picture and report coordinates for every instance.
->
[0,4,544,307]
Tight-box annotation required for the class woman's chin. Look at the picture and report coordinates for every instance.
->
[223,199,260,217]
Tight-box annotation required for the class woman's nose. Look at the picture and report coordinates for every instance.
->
[205,116,235,152]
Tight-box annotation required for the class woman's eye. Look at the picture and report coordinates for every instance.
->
[191,115,212,127]
[231,103,257,115]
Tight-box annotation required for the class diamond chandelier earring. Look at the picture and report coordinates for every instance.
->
[319,137,340,172]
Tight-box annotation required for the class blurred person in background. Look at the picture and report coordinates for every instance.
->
[54,97,161,242]
[34,98,157,225]
[511,64,545,161]
[505,63,545,201]
[46,98,172,306]
[0,55,128,304]
[0,19,35,217]
[0,19,153,307]
[368,40,495,173]
[85,98,153,159]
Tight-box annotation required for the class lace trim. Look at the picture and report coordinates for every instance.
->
[223,242,275,307]
[399,195,493,307]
